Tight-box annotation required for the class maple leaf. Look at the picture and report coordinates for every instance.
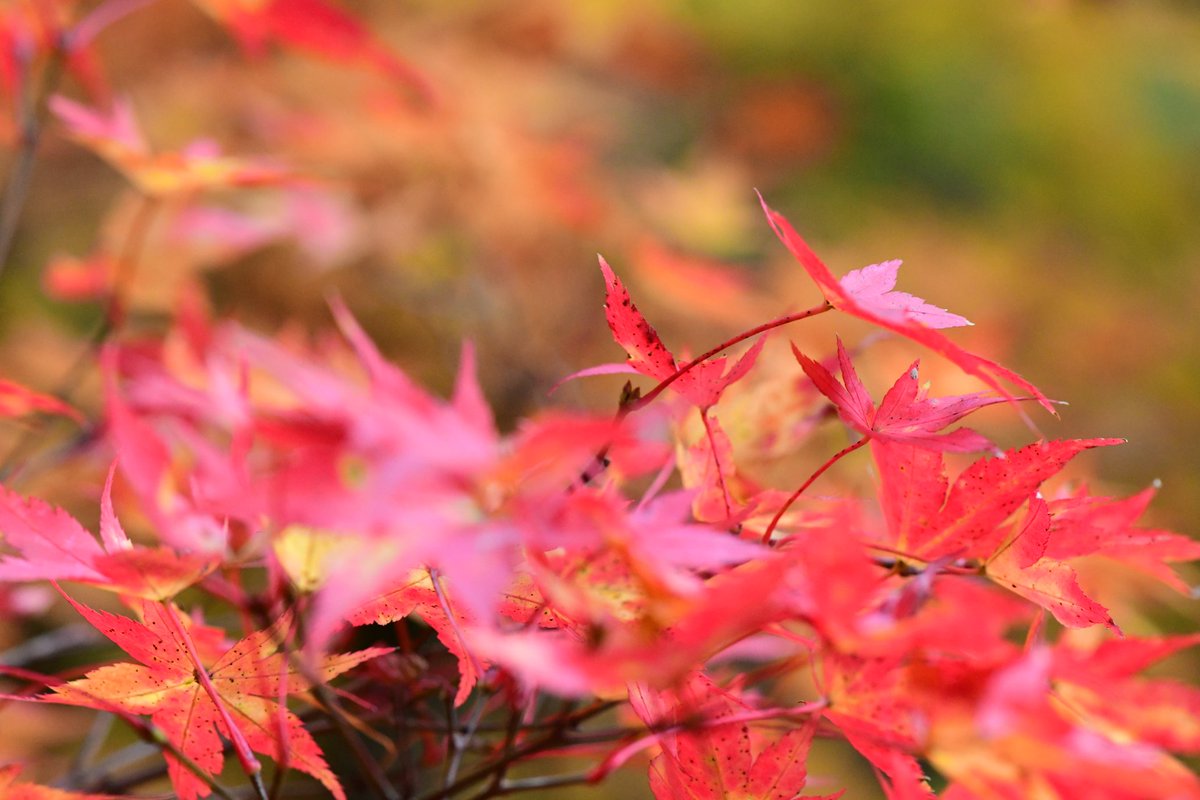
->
[858,576,1032,660]
[0,764,114,800]
[0,378,81,421]
[50,95,288,197]
[1043,483,1200,593]
[102,350,231,556]
[472,555,794,697]
[776,501,890,645]
[599,256,765,409]
[650,721,841,800]
[348,568,484,707]
[676,412,767,525]
[0,466,214,600]
[838,260,971,328]
[189,0,433,103]
[821,652,926,751]
[871,439,1125,630]
[986,536,1114,630]
[879,438,1124,561]
[1051,634,1200,756]
[872,443,949,556]
[0,5,108,140]
[816,650,945,800]
[44,593,389,800]
[170,189,360,270]
[758,194,1054,413]
[931,640,1200,799]
[979,495,1115,630]
[641,674,842,800]
[42,251,116,302]
[795,337,1015,452]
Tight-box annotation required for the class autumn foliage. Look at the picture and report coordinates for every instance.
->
[0,2,1197,799]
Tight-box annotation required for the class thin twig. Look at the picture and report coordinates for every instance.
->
[307,679,401,800]
[412,700,617,800]
[445,684,492,787]
[287,598,401,800]
[73,741,160,791]
[0,196,160,484]
[0,622,100,666]
[481,771,596,798]
[0,36,65,278]
[478,693,532,797]
[63,712,114,788]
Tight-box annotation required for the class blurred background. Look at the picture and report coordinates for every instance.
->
[1,0,1198,795]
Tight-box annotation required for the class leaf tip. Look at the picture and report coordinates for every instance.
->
[597,254,617,285]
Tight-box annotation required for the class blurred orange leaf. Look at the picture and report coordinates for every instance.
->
[0,378,80,422]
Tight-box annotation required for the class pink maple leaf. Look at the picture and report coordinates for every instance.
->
[0,465,215,600]
[839,260,972,329]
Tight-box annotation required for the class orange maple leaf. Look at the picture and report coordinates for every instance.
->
[44,593,388,800]
[0,764,114,800]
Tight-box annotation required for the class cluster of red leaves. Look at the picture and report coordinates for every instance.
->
[1,196,1198,798]
[0,3,1197,800]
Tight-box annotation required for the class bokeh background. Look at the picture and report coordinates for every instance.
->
[1,0,1198,796]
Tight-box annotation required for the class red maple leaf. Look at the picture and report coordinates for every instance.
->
[795,336,1017,452]
[189,0,433,103]
[599,256,765,409]
[758,194,1054,413]
[872,439,1126,630]
[1051,634,1200,756]
[637,674,843,800]
[348,569,484,707]
[1043,482,1200,593]
[44,593,389,800]
[940,639,1200,798]
[473,555,794,697]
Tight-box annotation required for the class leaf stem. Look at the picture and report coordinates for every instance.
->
[577,301,833,488]
[630,301,833,413]
[761,438,868,544]
[699,407,734,520]
[480,771,596,797]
